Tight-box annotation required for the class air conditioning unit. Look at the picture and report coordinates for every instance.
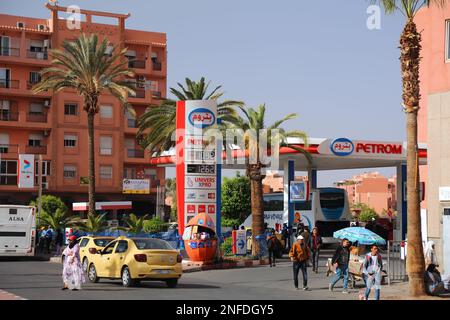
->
[37,24,46,31]
[43,130,50,137]
[137,75,146,82]
[17,22,25,28]
[42,182,49,189]
[44,99,51,107]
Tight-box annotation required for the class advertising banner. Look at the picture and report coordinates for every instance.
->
[232,229,247,255]
[122,179,150,194]
[290,181,309,202]
[18,154,35,188]
[185,175,217,189]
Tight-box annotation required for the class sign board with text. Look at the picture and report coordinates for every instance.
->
[18,154,35,188]
[122,179,150,194]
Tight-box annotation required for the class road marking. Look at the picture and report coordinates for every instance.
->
[0,289,26,300]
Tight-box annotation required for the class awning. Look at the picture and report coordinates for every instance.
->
[72,201,132,211]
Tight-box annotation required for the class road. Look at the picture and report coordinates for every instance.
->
[0,251,365,300]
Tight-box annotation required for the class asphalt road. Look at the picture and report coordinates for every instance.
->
[0,251,364,300]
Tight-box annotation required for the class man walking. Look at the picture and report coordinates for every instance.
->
[329,238,351,294]
[310,227,323,273]
[267,230,278,267]
[289,235,311,290]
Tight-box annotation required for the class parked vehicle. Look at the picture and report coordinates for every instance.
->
[87,236,182,287]
[0,205,36,257]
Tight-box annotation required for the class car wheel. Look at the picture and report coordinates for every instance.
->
[121,267,135,287]
[82,258,88,273]
[166,279,178,288]
[88,264,99,283]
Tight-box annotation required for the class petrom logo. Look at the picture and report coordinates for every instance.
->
[9,216,24,222]
[188,108,215,129]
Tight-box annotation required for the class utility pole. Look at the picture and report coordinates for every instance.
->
[37,154,43,227]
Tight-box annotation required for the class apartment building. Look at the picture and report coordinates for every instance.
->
[0,4,167,218]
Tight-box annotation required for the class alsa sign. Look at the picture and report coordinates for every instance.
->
[324,138,403,157]
[188,108,215,129]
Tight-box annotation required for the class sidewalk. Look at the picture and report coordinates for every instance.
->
[382,282,450,300]
[0,289,25,300]
[182,257,270,273]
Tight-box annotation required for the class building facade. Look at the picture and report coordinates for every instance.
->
[415,5,450,273]
[0,4,167,219]
[334,172,397,216]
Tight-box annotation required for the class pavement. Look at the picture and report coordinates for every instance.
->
[2,252,442,300]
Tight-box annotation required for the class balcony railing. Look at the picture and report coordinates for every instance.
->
[0,144,19,154]
[0,79,20,89]
[27,81,41,90]
[27,112,47,123]
[127,118,137,128]
[128,60,146,69]
[129,88,146,99]
[26,50,48,60]
[0,47,20,57]
[127,149,145,158]
[152,61,162,71]
[99,148,113,156]
[25,145,47,154]
[152,91,162,99]
[0,111,19,121]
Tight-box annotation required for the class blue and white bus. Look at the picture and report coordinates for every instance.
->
[241,187,352,244]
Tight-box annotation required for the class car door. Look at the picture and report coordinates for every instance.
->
[112,240,129,278]
[97,241,117,278]
[78,238,90,260]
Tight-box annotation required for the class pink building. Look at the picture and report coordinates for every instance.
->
[334,172,397,216]
[262,171,306,194]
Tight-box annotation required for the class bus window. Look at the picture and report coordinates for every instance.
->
[294,201,311,211]
[319,191,345,209]
[263,194,283,211]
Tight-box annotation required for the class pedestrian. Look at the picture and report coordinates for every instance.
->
[37,226,47,254]
[62,235,85,291]
[329,238,351,294]
[424,241,439,269]
[44,225,53,254]
[282,223,289,251]
[362,244,383,300]
[301,226,311,248]
[289,235,310,290]
[424,264,446,296]
[310,227,322,273]
[55,229,64,256]
[267,230,277,267]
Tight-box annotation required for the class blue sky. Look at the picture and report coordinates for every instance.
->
[1,0,408,185]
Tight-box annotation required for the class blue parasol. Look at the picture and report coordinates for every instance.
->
[333,227,386,245]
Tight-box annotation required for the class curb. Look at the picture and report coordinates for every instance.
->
[0,289,26,300]
[182,258,269,273]
[49,257,62,263]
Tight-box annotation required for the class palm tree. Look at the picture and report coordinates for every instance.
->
[117,213,149,234]
[373,0,447,297]
[70,213,109,234]
[137,77,242,154]
[227,104,311,256]
[40,208,75,232]
[32,33,135,216]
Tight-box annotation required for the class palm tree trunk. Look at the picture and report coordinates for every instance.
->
[401,18,425,297]
[248,164,265,257]
[87,111,96,216]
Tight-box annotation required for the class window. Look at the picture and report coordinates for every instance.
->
[102,241,117,255]
[63,134,77,147]
[93,238,113,247]
[29,40,44,53]
[100,105,113,119]
[100,136,112,155]
[34,160,50,176]
[29,71,41,84]
[115,240,128,253]
[0,68,11,88]
[100,165,113,179]
[0,36,10,56]
[123,167,136,179]
[144,168,157,181]
[29,103,43,115]
[132,239,172,250]
[0,133,9,152]
[63,165,77,178]
[79,238,89,248]
[28,133,43,147]
[447,20,450,61]
[64,103,78,116]
[0,160,17,185]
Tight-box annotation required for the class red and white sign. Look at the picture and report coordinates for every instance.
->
[72,201,132,211]
[18,154,35,189]
[184,203,216,215]
[185,175,217,189]
[318,138,405,158]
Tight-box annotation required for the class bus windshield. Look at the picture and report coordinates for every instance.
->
[319,190,345,210]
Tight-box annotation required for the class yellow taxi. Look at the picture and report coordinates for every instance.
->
[87,236,183,288]
[62,236,114,272]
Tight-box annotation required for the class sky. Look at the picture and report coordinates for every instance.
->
[1,0,408,185]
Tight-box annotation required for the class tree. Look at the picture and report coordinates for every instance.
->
[221,172,251,223]
[33,33,135,217]
[29,195,71,229]
[227,105,311,256]
[144,216,166,233]
[117,213,149,234]
[137,77,243,155]
[70,213,108,234]
[353,203,378,222]
[372,0,447,297]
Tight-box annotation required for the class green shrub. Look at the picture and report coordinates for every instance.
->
[221,217,241,228]
[220,237,234,256]
[144,216,165,233]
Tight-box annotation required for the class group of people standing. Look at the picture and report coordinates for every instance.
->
[36,226,64,255]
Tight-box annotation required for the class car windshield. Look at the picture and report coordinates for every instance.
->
[132,238,173,250]
[93,238,113,247]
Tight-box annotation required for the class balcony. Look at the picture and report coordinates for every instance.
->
[0,47,20,57]
[26,50,48,60]
[152,91,162,99]
[27,112,47,123]
[0,111,19,121]
[0,79,20,89]
[25,145,47,154]
[0,144,19,154]
[130,88,146,99]
[127,149,145,158]
[128,59,146,69]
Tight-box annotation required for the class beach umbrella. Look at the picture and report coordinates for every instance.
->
[333,227,386,245]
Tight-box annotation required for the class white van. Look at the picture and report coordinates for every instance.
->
[0,205,36,256]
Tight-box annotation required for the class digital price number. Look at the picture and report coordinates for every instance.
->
[187,164,216,174]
